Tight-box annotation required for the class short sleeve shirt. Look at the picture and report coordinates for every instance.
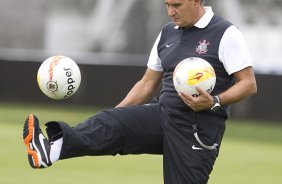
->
[146,7,253,116]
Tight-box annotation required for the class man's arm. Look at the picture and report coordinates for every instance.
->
[116,68,163,107]
[179,66,257,111]
[217,66,257,106]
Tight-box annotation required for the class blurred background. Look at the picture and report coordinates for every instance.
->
[1,0,282,122]
[0,0,282,184]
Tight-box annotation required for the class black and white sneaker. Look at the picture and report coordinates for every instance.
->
[23,114,52,168]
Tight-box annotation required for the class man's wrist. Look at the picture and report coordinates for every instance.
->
[211,95,221,112]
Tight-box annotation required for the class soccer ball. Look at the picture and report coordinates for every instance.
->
[37,55,81,100]
[173,57,216,97]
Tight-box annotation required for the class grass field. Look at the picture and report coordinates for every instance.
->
[0,102,281,184]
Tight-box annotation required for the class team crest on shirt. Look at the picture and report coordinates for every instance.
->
[196,40,210,54]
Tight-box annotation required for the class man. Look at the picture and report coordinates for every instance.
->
[23,0,257,183]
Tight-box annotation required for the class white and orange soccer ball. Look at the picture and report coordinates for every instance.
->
[173,57,216,97]
[37,55,81,100]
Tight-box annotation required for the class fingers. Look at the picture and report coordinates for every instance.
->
[196,87,209,97]
[179,92,197,110]
[179,87,213,111]
[179,92,193,103]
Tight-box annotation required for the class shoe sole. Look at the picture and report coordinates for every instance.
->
[23,114,40,168]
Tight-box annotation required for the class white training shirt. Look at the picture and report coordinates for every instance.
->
[147,7,253,75]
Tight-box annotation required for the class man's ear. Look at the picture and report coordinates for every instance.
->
[193,0,201,7]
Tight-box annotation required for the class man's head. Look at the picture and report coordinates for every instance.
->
[165,0,206,28]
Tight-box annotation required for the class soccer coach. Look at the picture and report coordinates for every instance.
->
[23,0,257,183]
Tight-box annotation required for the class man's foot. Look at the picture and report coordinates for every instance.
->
[23,114,52,168]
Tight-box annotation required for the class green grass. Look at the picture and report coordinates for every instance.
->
[0,102,281,184]
[210,122,282,184]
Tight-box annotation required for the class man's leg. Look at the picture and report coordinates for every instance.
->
[23,104,163,168]
[161,107,226,184]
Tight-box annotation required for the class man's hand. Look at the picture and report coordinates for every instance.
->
[179,87,214,111]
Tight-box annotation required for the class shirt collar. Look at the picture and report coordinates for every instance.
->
[174,6,214,29]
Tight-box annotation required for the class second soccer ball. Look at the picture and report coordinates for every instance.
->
[173,57,216,97]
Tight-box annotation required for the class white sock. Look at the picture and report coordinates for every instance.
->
[50,137,63,163]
